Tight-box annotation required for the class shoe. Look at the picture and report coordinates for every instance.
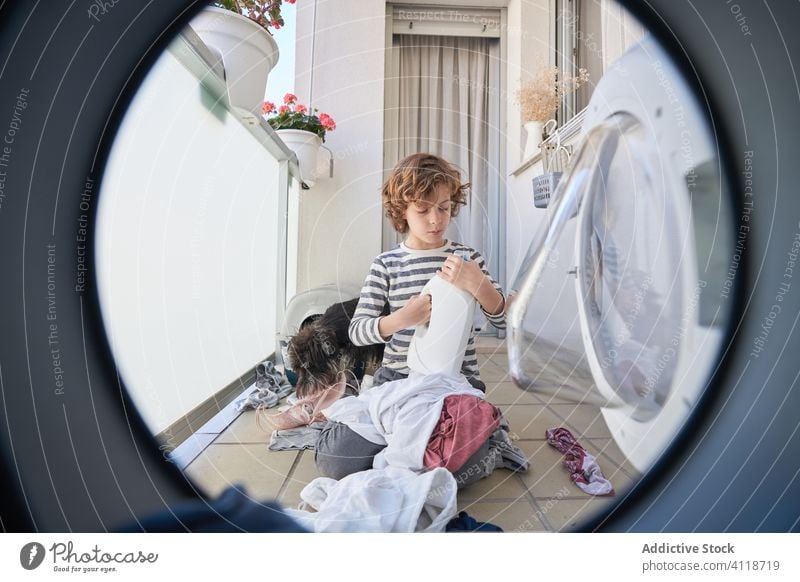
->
[255,361,285,389]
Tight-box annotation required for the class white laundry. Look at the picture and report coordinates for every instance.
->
[322,372,486,472]
[283,466,458,533]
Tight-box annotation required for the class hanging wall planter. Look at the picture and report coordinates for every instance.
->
[275,129,323,187]
[263,94,337,188]
[190,6,280,116]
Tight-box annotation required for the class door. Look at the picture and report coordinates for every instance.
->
[384,6,504,333]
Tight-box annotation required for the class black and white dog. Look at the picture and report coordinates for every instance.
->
[286,298,387,398]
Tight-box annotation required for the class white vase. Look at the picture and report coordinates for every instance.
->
[276,129,323,187]
[523,121,544,159]
[191,7,280,116]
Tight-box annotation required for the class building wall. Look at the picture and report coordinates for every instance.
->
[293,0,389,294]
[505,0,552,289]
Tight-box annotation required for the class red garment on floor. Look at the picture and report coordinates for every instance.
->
[545,427,615,496]
[423,395,501,472]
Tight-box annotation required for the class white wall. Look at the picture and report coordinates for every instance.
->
[292,0,389,294]
[504,0,583,349]
[96,47,284,434]
[505,0,551,285]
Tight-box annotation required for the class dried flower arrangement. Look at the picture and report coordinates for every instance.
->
[517,65,590,123]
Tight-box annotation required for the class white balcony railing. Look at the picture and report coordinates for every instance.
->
[96,27,301,438]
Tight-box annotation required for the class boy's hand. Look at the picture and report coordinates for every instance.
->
[398,293,432,328]
[437,255,487,297]
[377,294,431,339]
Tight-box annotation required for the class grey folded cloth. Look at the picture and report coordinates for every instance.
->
[235,387,279,412]
[235,361,294,412]
[268,422,328,451]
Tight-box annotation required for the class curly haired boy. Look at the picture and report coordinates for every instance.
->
[349,152,506,390]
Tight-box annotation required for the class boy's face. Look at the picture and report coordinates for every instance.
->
[404,184,452,250]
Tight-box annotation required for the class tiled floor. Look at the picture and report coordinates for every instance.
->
[177,338,641,531]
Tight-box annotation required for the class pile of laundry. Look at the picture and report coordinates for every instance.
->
[282,373,528,532]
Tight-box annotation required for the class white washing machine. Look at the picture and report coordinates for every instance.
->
[509,35,732,473]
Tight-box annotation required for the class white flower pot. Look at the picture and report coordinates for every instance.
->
[523,121,544,159]
[276,129,324,187]
[191,7,279,116]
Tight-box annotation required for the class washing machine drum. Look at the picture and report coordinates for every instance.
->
[509,35,732,472]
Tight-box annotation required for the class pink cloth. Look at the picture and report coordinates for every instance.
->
[423,395,501,472]
[545,427,615,496]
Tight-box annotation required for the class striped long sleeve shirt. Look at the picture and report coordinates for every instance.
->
[348,240,506,378]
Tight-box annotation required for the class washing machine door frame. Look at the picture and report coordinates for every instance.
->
[1,0,798,533]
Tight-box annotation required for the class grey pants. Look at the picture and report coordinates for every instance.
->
[314,366,492,486]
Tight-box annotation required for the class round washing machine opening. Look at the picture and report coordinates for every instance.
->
[87,0,735,531]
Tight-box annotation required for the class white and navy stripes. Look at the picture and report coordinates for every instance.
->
[348,240,506,377]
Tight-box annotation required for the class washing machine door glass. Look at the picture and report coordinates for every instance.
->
[508,114,641,406]
[576,114,690,421]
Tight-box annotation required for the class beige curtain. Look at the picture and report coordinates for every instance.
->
[385,34,492,258]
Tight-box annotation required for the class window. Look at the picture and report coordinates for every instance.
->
[553,0,646,127]
[554,0,580,124]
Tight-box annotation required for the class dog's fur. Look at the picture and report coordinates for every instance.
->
[287,298,387,398]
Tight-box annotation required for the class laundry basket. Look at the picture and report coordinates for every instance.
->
[277,285,362,385]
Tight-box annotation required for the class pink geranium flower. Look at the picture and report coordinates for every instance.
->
[262,90,337,142]
[318,113,336,131]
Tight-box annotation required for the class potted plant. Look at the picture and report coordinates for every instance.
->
[517,65,589,158]
[190,1,297,115]
[263,93,337,187]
